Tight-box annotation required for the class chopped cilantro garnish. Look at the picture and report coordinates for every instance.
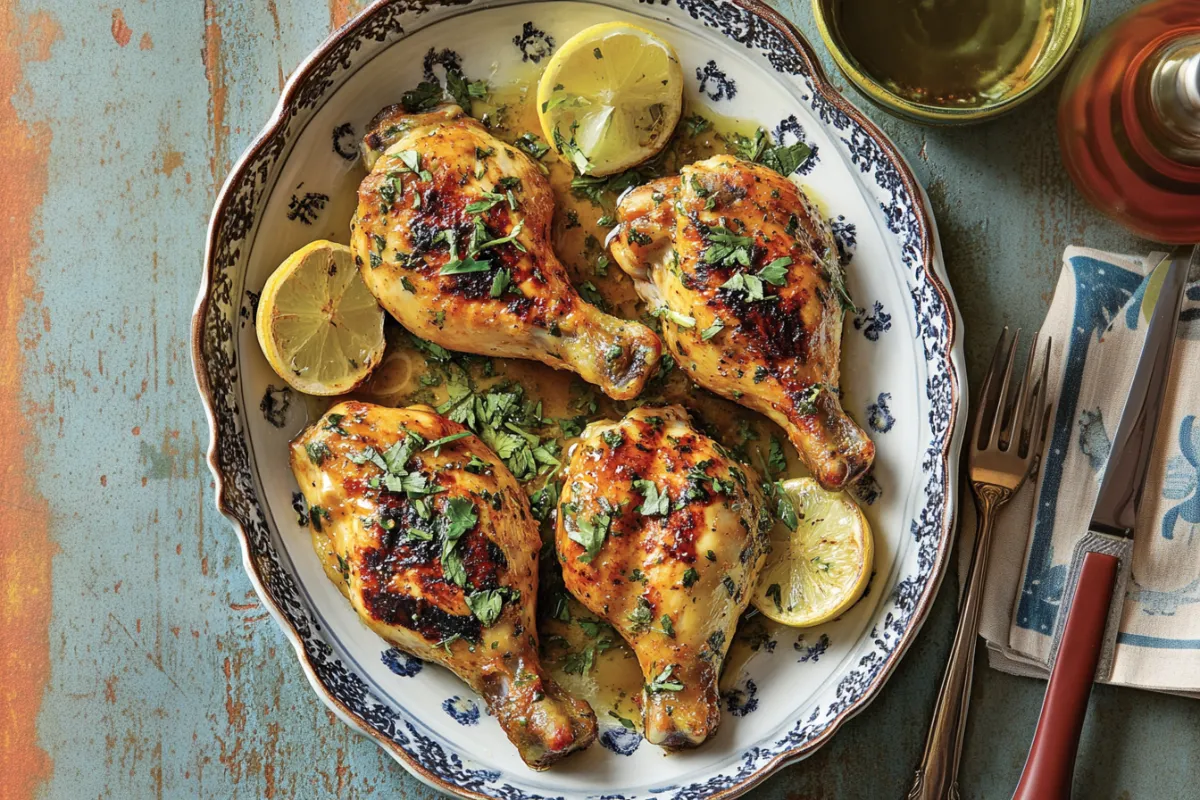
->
[513,133,550,159]
[568,510,611,563]
[627,598,653,633]
[647,664,684,693]
[767,436,788,476]
[424,431,471,451]
[608,711,636,730]
[700,319,725,340]
[681,567,699,588]
[305,442,331,465]
[400,80,443,112]
[632,479,670,517]
[703,226,754,267]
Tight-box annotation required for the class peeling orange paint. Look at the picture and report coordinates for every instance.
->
[110,8,132,47]
[330,0,362,29]
[160,148,183,177]
[23,11,62,62]
[0,0,54,796]
[139,31,153,51]
[203,0,229,184]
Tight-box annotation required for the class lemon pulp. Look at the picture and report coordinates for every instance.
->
[255,240,385,396]
[537,22,684,176]
[752,478,873,627]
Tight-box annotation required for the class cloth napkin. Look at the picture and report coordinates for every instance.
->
[970,246,1200,694]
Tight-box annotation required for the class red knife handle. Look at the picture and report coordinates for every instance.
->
[1012,551,1119,800]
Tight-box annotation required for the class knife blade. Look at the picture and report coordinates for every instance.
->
[1012,244,1194,800]
[1090,245,1195,538]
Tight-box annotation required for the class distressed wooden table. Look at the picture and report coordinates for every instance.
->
[3,1,1198,798]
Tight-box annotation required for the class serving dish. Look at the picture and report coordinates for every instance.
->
[192,1,967,797]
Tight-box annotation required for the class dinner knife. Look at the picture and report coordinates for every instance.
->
[1011,245,1195,800]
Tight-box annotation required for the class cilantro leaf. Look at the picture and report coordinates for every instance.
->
[401,80,444,112]
[700,319,725,340]
[647,664,684,693]
[305,442,331,465]
[513,133,550,159]
[424,431,471,451]
[465,589,504,626]
[632,479,670,517]
[568,510,611,562]
[767,436,788,476]
[759,257,792,286]
[627,597,653,633]
[759,141,812,177]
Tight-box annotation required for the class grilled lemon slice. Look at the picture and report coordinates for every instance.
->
[752,478,873,627]
[255,240,385,396]
[536,22,683,176]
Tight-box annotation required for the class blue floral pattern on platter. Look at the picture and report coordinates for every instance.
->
[381,647,424,677]
[723,678,759,717]
[867,393,895,434]
[794,634,830,663]
[853,301,891,341]
[443,696,481,726]
[194,1,962,798]
[600,726,643,756]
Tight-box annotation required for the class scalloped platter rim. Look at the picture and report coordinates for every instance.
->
[191,1,967,798]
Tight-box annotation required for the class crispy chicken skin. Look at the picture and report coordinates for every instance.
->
[555,405,769,748]
[290,401,596,769]
[351,104,662,400]
[609,155,874,489]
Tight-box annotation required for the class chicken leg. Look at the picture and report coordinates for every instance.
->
[290,401,597,769]
[555,405,769,748]
[351,104,661,400]
[609,154,874,489]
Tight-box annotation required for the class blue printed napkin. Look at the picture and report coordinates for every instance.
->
[972,246,1200,693]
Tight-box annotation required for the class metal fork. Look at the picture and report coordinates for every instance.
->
[907,328,1054,800]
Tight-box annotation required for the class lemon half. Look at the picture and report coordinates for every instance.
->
[752,478,873,627]
[536,22,683,177]
[255,240,385,396]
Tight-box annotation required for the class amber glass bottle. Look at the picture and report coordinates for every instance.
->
[1058,0,1200,244]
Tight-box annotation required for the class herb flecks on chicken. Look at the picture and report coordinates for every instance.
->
[555,405,769,748]
[609,154,874,490]
[351,103,662,401]
[290,401,597,769]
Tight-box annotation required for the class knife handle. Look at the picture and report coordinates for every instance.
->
[1012,551,1119,800]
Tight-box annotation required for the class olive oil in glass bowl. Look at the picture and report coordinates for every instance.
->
[812,0,1089,124]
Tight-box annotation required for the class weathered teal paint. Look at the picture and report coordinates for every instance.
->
[9,0,1198,797]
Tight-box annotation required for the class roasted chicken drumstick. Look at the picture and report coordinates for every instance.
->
[555,405,769,748]
[609,154,874,489]
[351,104,661,400]
[290,401,597,769]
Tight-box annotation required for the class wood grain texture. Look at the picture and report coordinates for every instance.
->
[5,0,1198,797]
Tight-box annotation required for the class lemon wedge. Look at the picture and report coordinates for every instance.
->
[752,478,874,627]
[536,22,683,176]
[255,240,385,396]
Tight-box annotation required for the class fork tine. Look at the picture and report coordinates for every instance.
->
[973,327,1009,450]
[1003,331,1039,451]
[987,328,1021,448]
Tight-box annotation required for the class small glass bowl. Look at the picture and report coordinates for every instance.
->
[810,0,1090,125]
